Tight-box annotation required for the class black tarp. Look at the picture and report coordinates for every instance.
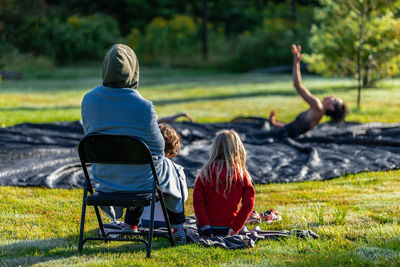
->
[1,118,400,188]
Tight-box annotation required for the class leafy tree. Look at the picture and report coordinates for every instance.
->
[306,0,400,108]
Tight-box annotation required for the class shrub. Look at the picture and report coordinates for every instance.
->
[134,14,210,66]
[225,18,295,72]
[168,15,198,55]
[15,13,120,62]
[124,28,141,50]
[138,16,170,64]
[219,3,314,72]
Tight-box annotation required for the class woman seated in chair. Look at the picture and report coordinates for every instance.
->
[81,44,187,244]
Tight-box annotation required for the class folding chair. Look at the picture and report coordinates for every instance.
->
[77,133,175,258]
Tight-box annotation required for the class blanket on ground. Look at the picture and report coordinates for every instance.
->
[1,118,400,188]
[101,215,319,249]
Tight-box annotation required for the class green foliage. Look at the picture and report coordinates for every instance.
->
[0,35,9,70]
[125,28,141,51]
[220,3,314,72]
[129,14,225,67]
[2,1,319,70]
[15,13,120,62]
[140,16,170,59]
[306,0,400,87]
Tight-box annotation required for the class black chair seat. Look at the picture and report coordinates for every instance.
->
[86,191,155,207]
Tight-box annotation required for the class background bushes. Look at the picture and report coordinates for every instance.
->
[1,0,317,72]
[223,4,314,72]
[15,13,120,63]
[121,2,314,71]
[127,15,211,66]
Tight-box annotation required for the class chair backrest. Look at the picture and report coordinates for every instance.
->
[78,134,152,165]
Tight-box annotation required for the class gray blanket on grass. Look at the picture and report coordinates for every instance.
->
[102,215,318,249]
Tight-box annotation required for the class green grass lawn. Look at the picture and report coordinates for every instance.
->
[1,66,400,266]
[2,65,400,126]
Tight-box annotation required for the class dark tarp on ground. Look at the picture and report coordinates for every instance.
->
[1,117,400,188]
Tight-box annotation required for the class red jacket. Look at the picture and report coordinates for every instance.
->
[193,163,255,233]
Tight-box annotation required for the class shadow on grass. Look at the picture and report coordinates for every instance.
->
[141,70,356,87]
[0,106,80,112]
[143,76,357,92]
[153,87,355,106]
[0,86,355,111]
[0,229,172,266]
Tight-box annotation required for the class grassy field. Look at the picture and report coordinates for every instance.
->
[2,65,400,127]
[1,66,400,266]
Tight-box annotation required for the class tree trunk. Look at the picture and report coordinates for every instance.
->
[362,65,373,88]
[291,0,297,40]
[356,0,366,110]
[201,0,208,61]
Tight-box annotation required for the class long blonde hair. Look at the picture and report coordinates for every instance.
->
[198,129,250,198]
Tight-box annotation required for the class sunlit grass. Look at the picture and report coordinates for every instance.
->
[1,171,400,266]
[1,66,400,265]
[1,65,400,126]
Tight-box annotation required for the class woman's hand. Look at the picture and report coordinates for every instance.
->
[291,44,303,63]
[227,228,238,236]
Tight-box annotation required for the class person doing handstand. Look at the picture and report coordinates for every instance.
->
[255,44,348,141]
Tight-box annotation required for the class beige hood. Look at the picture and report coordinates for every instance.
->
[102,44,140,88]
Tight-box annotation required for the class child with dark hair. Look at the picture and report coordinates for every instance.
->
[158,123,181,158]
[136,122,188,235]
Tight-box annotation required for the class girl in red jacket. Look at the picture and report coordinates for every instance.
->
[193,129,255,237]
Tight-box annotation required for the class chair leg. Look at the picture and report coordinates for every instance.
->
[158,191,175,246]
[147,184,157,258]
[94,205,106,239]
[86,178,106,239]
[78,197,87,253]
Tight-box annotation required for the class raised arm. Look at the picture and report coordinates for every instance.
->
[292,44,322,111]
[158,113,195,123]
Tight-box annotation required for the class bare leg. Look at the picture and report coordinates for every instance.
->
[269,110,286,127]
